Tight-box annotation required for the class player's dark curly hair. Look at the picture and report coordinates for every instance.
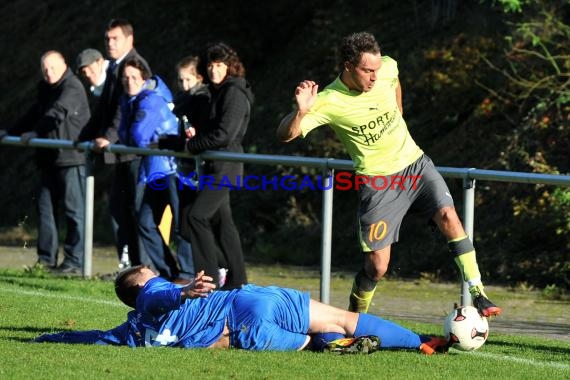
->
[339,32,381,67]
[114,265,147,308]
[206,42,246,78]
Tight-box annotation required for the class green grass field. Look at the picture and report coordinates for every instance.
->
[0,266,568,380]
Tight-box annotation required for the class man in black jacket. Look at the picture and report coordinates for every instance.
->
[7,51,90,273]
[79,18,152,268]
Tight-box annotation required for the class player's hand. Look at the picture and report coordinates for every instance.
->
[295,80,318,114]
[181,270,216,299]
[20,131,38,145]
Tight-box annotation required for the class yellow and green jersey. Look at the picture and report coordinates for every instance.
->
[299,56,423,176]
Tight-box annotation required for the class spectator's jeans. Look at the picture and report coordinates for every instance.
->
[109,158,147,265]
[138,174,193,279]
[184,186,247,288]
[36,165,85,268]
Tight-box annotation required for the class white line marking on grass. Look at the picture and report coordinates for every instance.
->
[0,286,125,307]
[471,351,570,370]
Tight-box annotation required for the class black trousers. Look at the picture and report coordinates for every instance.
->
[109,158,148,265]
[183,186,247,288]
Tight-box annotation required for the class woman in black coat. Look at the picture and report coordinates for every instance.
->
[178,43,254,288]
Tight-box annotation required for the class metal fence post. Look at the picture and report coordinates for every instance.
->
[320,166,334,304]
[82,145,94,278]
[461,173,476,306]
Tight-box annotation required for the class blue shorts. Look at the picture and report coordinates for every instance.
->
[228,285,311,351]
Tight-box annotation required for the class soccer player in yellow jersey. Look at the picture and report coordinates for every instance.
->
[277,32,501,318]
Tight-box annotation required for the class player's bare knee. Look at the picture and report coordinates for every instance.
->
[366,265,387,281]
[376,264,388,280]
[364,248,391,281]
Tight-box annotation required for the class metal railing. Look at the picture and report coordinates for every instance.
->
[2,136,570,306]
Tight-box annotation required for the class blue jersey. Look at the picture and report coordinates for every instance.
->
[133,277,238,347]
[133,280,312,350]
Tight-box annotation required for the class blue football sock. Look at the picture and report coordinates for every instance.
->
[310,332,345,351]
[354,313,421,349]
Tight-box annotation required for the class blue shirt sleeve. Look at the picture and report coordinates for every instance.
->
[137,277,183,316]
[33,322,132,346]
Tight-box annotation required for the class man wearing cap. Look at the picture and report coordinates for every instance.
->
[76,48,108,97]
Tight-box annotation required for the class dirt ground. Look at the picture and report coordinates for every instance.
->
[1,245,568,342]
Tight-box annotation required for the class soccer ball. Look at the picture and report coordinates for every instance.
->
[444,306,489,351]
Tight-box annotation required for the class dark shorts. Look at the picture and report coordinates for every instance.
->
[357,154,454,252]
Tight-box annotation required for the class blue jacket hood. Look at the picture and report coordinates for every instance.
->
[145,75,174,104]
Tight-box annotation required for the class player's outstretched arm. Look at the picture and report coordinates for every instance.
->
[276,80,318,142]
[180,270,216,300]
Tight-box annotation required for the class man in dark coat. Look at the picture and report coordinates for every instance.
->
[79,18,152,268]
[7,50,90,273]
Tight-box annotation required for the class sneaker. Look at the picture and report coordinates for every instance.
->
[52,264,82,276]
[472,294,502,317]
[419,336,449,355]
[118,249,131,270]
[35,260,55,269]
[324,335,380,354]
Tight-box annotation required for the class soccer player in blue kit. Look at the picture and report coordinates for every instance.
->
[34,265,448,354]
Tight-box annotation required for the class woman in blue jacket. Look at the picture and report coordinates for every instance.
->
[118,57,190,280]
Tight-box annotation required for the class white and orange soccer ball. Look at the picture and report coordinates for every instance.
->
[444,306,489,351]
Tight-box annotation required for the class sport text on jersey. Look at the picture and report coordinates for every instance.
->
[351,109,399,145]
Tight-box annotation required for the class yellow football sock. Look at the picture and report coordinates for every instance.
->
[468,284,487,298]
[449,236,486,297]
[348,280,377,313]
[454,250,481,284]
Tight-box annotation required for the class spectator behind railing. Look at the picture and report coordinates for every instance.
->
[1,50,90,274]
[75,48,109,98]
[169,55,212,283]
[160,42,254,289]
[78,18,152,269]
[118,57,187,281]
[75,49,109,98]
